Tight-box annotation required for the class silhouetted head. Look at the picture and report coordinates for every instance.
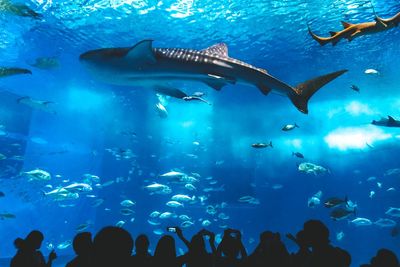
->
[73,232,92,256]
[189,233,206,255]
[260,231,274,244]
[371,248,399,267]
[220,235,242,259]
[93,226,133,260]
[15,230,44,251]
[154,235,176,259]
[303,220,330,247]
[135,234,150,255]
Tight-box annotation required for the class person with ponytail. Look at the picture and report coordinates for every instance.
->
[10,230,57,267]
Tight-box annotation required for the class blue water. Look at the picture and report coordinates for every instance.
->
[1,0,400,266]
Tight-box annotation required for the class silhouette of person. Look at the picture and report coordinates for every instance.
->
[216,228,247,267]
[91,226,133,267]
[302,220,349,267]
[131,234,152,267]
[248,231,290,267]
[369,248,399,267]
[152,234,185,267]
[286,230,311,267]
[66,232,92,267]
[176,228,216,267]
[10,230,57,267]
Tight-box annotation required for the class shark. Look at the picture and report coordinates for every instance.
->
[79,40,347,114]
[0,67,31,78]
[372,116,400,127]
[308,11,400,46]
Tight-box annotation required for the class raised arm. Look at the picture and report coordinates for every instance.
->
[175,227,191,249]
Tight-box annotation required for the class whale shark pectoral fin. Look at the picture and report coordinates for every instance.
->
[257,84,271,95]
[204,74,236,91]
[203,80,226,91]
[350,30,361,38]
[126,40,156,64]
[201,43,229,57]
[341,21,353,29]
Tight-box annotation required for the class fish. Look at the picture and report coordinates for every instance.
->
[184,183,197,191]
[202,220,211,227]
[57,240,72,250]
[17,97,56,114]
[63,183,93,193]
[23,169,51,181]
[336,231,345,241]
[298,162,329,176]
[308,11,400,46]
[364,69,380,75]
[374,218,397,228]
[171,194,194,202]
[80,40,347,114]
[182,95,211,105]
[371,116,400,127]
[120,208,135,216]
[0,67,31,78]
[76,222,92,232]
[308,191,322,208]
[0,0,42,18]
[251,141,273,149]
[155,103,168,118]
[282,123,299,131]
[330,207,355,220]
[120,199,136,207]
[149,211,161,218]
[166,200,184,208]
[159,212,175,219]
[385,207,400,217]
[324,197,348,208]
[29,57,59,70]
[292,152,304,158]
[0,213,16,220]
[350,217,372,226]
[181,220,194,228]
[350,85,360,92]
[116,221,125,227]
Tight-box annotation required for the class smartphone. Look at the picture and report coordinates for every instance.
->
[167,227,177,233]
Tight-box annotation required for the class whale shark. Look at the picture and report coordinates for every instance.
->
[80,40,347,114]
[372,116,400,127]
[308,11,400,46]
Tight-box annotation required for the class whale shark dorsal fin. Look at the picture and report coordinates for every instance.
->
[127,40,156,64]
[329,31,337,37]
[388,116,396,122]
[341,21,353,29]
[202,43,228,57]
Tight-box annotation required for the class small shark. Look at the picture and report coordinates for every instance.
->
[80,40,347,114]
[0,67,31,78]
[372,116,400,127]
[308,11,400,46]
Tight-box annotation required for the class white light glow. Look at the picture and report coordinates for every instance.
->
[344,101,375,116]
[324,126,391,150]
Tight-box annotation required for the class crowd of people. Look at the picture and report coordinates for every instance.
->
[9,219,399,267]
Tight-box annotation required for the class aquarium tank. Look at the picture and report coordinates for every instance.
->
[0,0,399,266]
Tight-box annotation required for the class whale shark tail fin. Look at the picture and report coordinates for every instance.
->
[289,70,348,114]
